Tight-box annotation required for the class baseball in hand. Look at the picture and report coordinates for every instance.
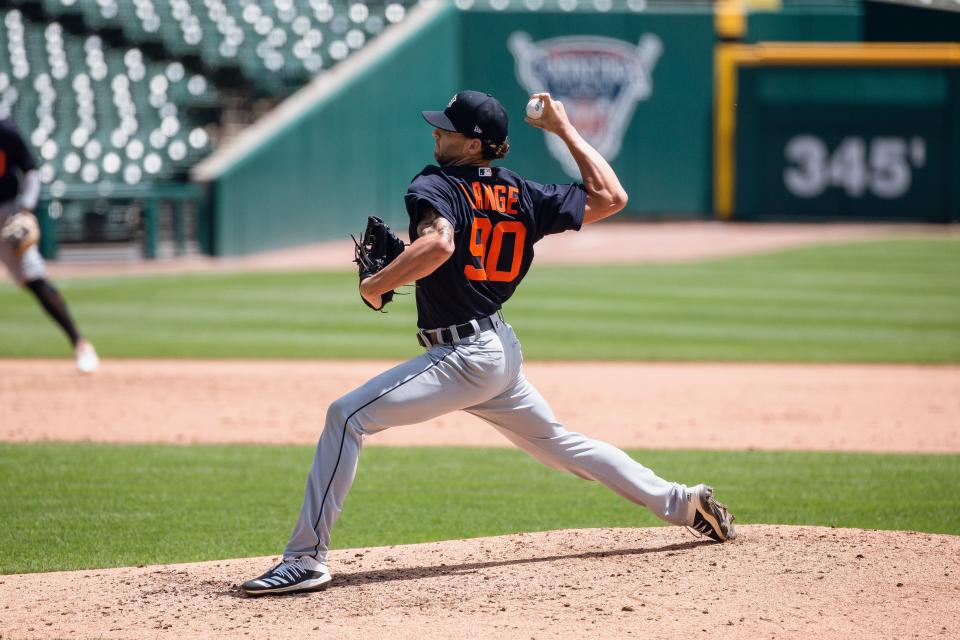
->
[526,98,544,120]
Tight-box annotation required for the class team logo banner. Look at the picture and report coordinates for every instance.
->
[509,32,662,178]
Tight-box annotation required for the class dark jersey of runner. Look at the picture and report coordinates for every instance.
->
[405,164,586,329]
[0,120,36,206]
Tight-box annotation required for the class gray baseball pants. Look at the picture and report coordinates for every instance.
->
[284,313,694,566]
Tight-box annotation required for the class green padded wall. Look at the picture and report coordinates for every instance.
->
[210,5,460,256]
[747,1,863,43]
[458,9,716,218]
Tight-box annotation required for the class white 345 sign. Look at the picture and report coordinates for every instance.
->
[784,135,927,200]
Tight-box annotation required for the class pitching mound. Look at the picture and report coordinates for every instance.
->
[1,526,957,639]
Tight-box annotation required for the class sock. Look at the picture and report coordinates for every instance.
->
[25,278,81,346]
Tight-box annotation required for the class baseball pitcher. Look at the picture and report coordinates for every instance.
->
[242,91,735,596]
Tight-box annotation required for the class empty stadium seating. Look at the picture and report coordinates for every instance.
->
[1,0,418,192]
[0,8,220,188]
[36,0,413,93]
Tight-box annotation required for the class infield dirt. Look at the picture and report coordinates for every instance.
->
[2,359,958,452]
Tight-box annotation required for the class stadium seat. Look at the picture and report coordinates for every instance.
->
[1,0,419,191]
[0,8,216,187]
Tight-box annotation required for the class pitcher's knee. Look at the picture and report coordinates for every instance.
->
[324,396,366,436]
[325,397,349,426]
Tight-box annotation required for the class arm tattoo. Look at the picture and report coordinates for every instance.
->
[417,207,455,248]
[435,218,453,246]
[416,207,438,237]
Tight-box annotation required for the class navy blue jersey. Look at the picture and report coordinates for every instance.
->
[0,120,36,206]
[405,164,586,329]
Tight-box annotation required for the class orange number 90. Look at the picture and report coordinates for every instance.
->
[464,218,526,283]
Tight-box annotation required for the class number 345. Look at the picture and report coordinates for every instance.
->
[464,218,526,282]
[783,135,926,200]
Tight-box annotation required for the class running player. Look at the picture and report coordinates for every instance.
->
[0,119,98,373]
[242,91,734,596]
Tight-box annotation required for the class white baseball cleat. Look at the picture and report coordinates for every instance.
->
[74,340,99,374]
[688,484,736,542]
[242,557,332,596]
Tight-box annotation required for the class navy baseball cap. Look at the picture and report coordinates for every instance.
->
[422,90,508,144]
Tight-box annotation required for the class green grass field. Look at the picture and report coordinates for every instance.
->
[1,443,957,574]
[0,238,958,362]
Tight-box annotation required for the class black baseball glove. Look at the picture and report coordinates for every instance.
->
[352,216,405,310]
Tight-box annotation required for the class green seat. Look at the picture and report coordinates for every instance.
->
[1,0,419,191]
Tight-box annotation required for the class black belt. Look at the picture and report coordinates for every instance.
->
[417,314,497,347]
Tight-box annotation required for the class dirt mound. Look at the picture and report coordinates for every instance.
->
[3,359,958,453]
[1,526,956,639]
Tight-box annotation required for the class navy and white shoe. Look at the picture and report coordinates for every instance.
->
[688,484,736,542]
[241,557,332,596]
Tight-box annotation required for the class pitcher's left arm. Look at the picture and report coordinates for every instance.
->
[360,207,454,309]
